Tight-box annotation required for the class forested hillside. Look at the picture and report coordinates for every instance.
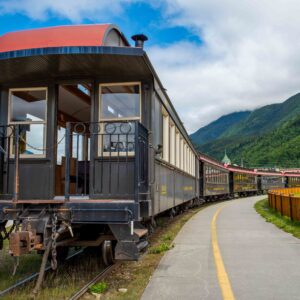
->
[191,93,300,168]
[190,111,250,146]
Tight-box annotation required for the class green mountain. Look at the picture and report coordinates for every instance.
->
[191,93,300,168]
[221,93,300,138]
[190,111,251,146]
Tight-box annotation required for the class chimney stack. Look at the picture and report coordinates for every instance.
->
[131,34,148,49]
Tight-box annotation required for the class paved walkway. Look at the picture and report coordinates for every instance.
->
[142,196,300,300]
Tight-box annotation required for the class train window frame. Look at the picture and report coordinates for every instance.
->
[190,149,192,175]
[98,82,141,157]
[175,130,180,168]
[186,145,189,173]
[182,141,185,172]
[180,136,184,170]
[169,121,175,165]
[188,150,190,174]
[8,87,48,158]
[184,142,187,173]
[162,107,170,162]
[99,82,141,122]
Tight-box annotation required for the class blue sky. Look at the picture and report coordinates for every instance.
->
[0,0,300,132]
[0,2,201,46]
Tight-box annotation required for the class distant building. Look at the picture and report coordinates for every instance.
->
[222,150,231,165]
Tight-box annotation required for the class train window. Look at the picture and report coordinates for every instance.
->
[193,154,195,175]
[190,149,192,175]
[188,150,190,175]
[162,110,169,162]
[190,153,192,175]
[175,130,180,168]
[183,142,186,171]
[170,122,175,165]
[187,147,190,174]
[99,83,141,156]
[180,137,184,170]
[185,143,188,173]
[187,147,189,173]
[9,88,47,157]
[100,83,141,120]
[191,151,193,175]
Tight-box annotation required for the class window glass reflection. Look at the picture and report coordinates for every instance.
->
[101,84,140,119]
[12,124,45,156]
[10,90,47,122]
[9,88,47,157]
[102,122,135,154]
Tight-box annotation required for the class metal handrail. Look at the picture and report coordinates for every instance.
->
[0,124,20,202]
[64,121,149,203]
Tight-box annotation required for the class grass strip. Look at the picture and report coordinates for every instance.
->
[254,198,300,239]
[0,202,212,299]
[0,245,110,299]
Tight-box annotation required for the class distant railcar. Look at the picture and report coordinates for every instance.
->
[232,172,258,195]
[199,157,230,200]
[287,176,300,187]
[260,175,285,191]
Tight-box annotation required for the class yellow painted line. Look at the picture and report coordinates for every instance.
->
[211,205,236,300]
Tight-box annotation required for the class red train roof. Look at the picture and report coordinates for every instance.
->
[199,154,300,177]
[199,154,227,170]
[0,24,129,53]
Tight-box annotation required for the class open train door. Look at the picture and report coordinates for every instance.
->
[55,84,92,198]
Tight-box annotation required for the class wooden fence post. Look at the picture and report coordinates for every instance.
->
[289,194,293,221]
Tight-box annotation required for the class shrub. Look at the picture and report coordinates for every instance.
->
[89,282,108,294]
[148,242,173,254]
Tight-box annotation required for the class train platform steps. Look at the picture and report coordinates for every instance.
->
[142,195,300,300]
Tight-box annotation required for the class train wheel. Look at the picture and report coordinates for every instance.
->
[147,222,155,235]
[169,208,176,219]
[102,240,114,266]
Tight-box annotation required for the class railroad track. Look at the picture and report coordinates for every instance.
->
[0,249,84,298]
[68,262,120,300]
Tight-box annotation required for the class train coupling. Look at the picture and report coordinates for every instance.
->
[9,230,41,256]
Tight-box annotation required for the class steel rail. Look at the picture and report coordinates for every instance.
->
[0,249,84,298]
[68,262,120,300]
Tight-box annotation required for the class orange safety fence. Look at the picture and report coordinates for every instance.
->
[268,188,300,221]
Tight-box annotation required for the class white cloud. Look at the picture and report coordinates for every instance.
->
[148,0,300,132]
[0,0,132,22]
[1,0,300,133]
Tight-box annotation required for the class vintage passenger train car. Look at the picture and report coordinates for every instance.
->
[0,24,300,271]
[0,25,198,265]
[199,154,230,200]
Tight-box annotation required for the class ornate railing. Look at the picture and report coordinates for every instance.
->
[64,121,148,201]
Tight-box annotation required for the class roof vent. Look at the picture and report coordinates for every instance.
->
[131,34,148,49]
